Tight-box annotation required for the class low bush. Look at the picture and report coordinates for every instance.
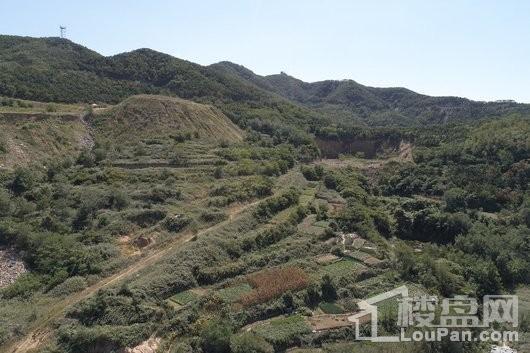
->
[1,273,42,299]
[48,276,88,297]
[253,188,300,221]
[301,165,324,181]
[200,209,227,223]
[230,332,274,353]
[127,209,166,227]
[163,214,192,232]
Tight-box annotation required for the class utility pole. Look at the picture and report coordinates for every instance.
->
[60,26,66,39]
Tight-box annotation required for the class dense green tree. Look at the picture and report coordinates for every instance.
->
[321,274,337,302]
[10,167,36,195]
[444,187,467,212]
[201,319,233,353]
[304,284,321,308]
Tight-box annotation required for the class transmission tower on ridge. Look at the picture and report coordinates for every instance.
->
[60,26,66,38]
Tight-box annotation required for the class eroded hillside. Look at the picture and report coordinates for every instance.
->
[90,95,244,143]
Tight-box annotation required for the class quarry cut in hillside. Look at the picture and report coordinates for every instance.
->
[91,95,244,142]
[315,135,408,159]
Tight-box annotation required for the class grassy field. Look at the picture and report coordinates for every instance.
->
[168,290,199,306]
[217,282,253,303]
[252,314,311,347]
[318,258,366,279]
[0,97,85,114]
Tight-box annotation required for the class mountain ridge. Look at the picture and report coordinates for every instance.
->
[1,35,529,126]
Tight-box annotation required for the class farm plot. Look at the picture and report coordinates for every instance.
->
[299,185,318,206]
[309,314,353,331]
[217,282,253,303]
[298,214,330,236]
[252,314,311,349]
[346,251,384,267]
[314,188,346,215]
[240,266,309,306]
[317,258,366,279]
[315,254,340,265]
[167,289,201,309]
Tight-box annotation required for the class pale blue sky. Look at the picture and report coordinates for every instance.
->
[1,0,529,102]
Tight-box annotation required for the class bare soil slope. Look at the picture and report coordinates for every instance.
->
[91,95,244,142]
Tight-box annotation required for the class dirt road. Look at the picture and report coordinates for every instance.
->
[3,199,262,353]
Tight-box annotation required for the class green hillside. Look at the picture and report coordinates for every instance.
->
[1,34,530,353]
[0,35,319,130]
[213,61,530,126]
[1,35,529,128]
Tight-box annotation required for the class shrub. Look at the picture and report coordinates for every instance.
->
[1,273,42,299]
[301,165,324,181]
[48,276,87,297]
[201,319,232,353]
[0,137,7,154]
[171,132,192,143]
[76,148,96,167]
[57,322,151,353]
[254,223,296,249]
[127,209,166,227]
[323,174,337,189]
[304,284,321,308]
[93,148,107,162]
[197,262,246,284]
[46,103,57,112]
[169,152,189,167]
[230,332,273,353]
[10,167,36,194]
[213,166,224,179]
[520,208,530,227]
[163,214,192,232]
[253,188,300,221]
[321,274,337,301]
[444,187,467,212]
[109,189,130,210]
[200,210,227,223]
[0,191,13,216]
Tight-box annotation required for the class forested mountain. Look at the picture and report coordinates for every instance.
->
[1,35,529,127]
[212,61,530,126]
[0,35,317,129]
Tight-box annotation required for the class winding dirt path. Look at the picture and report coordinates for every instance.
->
[2,199,262,353]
